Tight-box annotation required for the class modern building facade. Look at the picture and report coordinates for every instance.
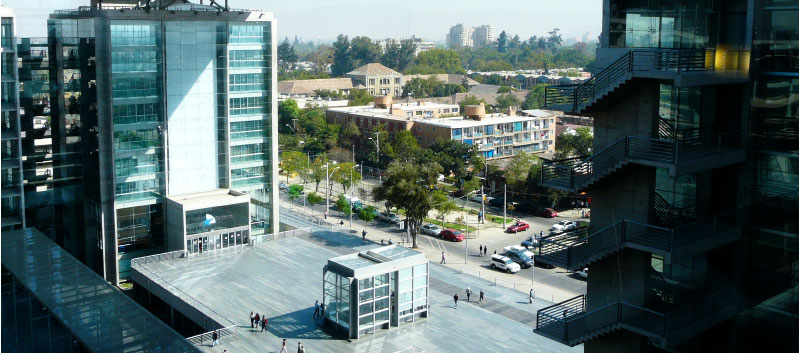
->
[536,0,798,352]
[1,6,26,231]
[45,1,278,284]
[323,245,429,339]
[326,98,555,161]
[346,63,403,97]
[472,25,494,49]
[166,189,251,255]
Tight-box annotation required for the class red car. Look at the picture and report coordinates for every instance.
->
[506,221,530,233]
[440,229,465,242]
[536,207,558,218]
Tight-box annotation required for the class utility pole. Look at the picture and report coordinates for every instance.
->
[464,211,468,264]
[503,184,507,229]
[480,185,485,224]
[325,163,330,219]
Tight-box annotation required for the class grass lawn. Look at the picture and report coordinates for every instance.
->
[423,218,477,232]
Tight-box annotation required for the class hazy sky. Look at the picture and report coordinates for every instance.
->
[5,0,601,43]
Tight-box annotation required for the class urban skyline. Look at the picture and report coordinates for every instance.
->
[4,0,600,42]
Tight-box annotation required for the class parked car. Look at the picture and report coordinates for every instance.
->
[520,235,539,250]
[440,229,465,242]
[351,201,364,212]
[490,254,521,273]
[469,194,495,204]
[278,181,288,190]
[575,268,588,279]
[377,212,400,224]
[421,224,442,236]
[503,245,535,259]
[488,197,505,207]
[506,221,530,233]
[536,207,558,218]
[550,220,577,232]
[503,250,534,268]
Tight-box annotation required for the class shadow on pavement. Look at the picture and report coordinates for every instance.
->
[267,307,334,340]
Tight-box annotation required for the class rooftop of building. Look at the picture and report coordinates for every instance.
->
[51,1,272,19]
[346,63,402,77]
[328,101,459,116]
[166,189,250,210]
[421,111,555,129]
[278,78,355,96]
[402,73,480,86]
[132,224,581,353]
[1,228,200,353]
[327,245,425,277]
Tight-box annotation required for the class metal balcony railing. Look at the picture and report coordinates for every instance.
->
[535,210,740,271]
[540,130,746,192]
[535,286,737,347]
[544,49,726,113]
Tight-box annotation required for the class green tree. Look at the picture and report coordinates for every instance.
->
[556,126,593,157]
[412,49,465,74]
[307,192,324,205]
[495,93,522,110]
[278,38,298,72]
[497,86,513,93]
[350,36,383,67]
[522,84,547,110]
[336,195,352,216]
[309,155,328,192]
[429,138,482,182]
[331,34,353,77]
[331,162,362,194]
[391,130,420,163]
[358,205,377,229]
[461,178,481,195]
[497,30,509,53]
[459,95,487,114]
[431,190,457,226]
[288,184,304,201]
[548,188,568,208]
[504,153,540,193]
[348,88,373,106]
[278,99,301,134]
[373,162,440,248]
[310,44,334,76]
[280,151,308,183]
[547,28,563,50]
[338,122,361,149]
[380,39,416,72]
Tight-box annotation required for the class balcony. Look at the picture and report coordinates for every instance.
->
[540,129,746,192]
[535,287,738,348]
[544,49,749,114]
[535,210,740,271]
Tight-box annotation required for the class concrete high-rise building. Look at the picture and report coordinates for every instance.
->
[472,25,494,49]
[446,24,473,49]
[45,1,278,284]
[1,6,26,231]
[535,1,798,352]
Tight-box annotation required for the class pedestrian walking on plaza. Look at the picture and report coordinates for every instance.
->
[466,287,472,302]
[453,293,459,308]
[479,289,484,303]
[581,209,585,218]
[255,313,260,329]
[483,246,487,256]
[313,300,320,319]
[539,230,543,239]
[340,220,344,228]
[440,251,446,264]
[280,339,289,353]
[250,311,254,328]
[381,239,385,245]
[212,329,219,347]
[262,316,268,332]
[529,289,534,304]
[320,303,325,320]
[479,245,483,256]
[388,239,394,245]
[493,250,497,255]
[362,229,367,241]
[324,210,328,219]
[297,342,302,353]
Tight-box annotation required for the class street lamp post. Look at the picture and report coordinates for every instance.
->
[368,132,380,182]
[349,164,359,227]
[324,163,339,222]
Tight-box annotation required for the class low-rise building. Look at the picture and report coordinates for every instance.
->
[326,97,555,161]
[278,77,355,96]
[347,63,403,97]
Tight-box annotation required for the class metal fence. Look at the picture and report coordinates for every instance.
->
[250,227,313,244]
[186,325,238,347]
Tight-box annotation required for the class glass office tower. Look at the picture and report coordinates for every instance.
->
[47,2,278,284]
[1,6,25,231]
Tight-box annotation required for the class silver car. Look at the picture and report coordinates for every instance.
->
[421,224,442,236]
[377,212,400,224]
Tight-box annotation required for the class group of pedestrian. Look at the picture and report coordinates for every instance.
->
[454,287,485,308]
[278,338,305,353]
[249,311,268,332]
[477,245,489,256]
[313,300,326,321]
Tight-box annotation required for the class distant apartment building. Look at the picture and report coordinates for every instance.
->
[346,63,403,97]
[326,97,554,161]
[1,6,25,230]
[377,37,435,57]
[40,2,278,284]
[472,25,494,49]
[446,24,473,49]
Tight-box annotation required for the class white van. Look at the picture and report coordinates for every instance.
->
[491,254,521,273]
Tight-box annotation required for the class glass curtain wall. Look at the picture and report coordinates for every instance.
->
[609,0,721,49]
[397,263,428,323]
[227,22,272,234]
[357,273,390,335]
[323,271,351,335]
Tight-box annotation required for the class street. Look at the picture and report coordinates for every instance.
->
[278,179,588,302]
